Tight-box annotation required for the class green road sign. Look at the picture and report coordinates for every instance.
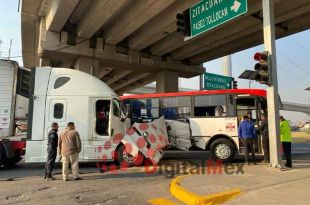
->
[190,0,248,37]
[204,72,232,90]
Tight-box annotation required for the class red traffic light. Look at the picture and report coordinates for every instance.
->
[254,52,268,61]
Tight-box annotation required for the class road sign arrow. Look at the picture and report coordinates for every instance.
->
[231,0,241,12]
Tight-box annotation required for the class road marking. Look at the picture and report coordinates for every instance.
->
[170,176,241,205]
[148,198,178,205]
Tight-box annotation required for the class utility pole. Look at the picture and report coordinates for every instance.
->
[223,55,232,77]
[262,0,285,168]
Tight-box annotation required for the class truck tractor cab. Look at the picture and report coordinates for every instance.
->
[26,67,127,163]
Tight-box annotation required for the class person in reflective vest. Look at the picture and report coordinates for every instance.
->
[280,116,292,168]
[44,122,59,180]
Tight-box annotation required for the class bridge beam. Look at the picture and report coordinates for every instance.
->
[111,72,150,91]
[40,31,204,77]
[45,0,80,32]
[104,70,132,85]
[117,75,156,95]
[128,0,197,51]
[76,0,128,39]
[104,0,176,45]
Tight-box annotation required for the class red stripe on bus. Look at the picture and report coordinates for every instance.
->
[120,89,266,100]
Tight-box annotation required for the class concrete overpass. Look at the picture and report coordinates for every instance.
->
[21,0,310,94]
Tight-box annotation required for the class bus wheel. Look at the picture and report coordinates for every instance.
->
[210,139,235,163]
[117,144,145,167]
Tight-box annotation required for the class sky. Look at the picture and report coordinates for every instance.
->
[0,0,309,123]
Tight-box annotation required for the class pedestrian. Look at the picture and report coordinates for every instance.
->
[238,115,257,165]
[58,122,82,181]
[257,113,269,163]
[280,116,292,168]
[44,122,59,180]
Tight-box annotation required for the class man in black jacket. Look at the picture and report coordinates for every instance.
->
[257,113,269,163]
[44,123,59,180]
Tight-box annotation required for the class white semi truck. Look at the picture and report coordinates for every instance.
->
[0,59,132,166]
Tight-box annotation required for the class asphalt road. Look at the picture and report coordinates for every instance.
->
[0,143,309,205]
[0,150,227,180]
[0,143,309,180]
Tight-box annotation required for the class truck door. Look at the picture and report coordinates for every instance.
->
[43,99,67,158]
[83,99,111,160]
[85,98,124,161]
[109,99,125,139]
[48,99,67,132]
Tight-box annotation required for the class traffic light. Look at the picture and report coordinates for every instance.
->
[233,79,238,89]
[253,51,271,85]
[176,9,190,36]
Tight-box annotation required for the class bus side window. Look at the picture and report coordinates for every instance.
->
[194,95,226,117]
[132,99,159,119]
[162,96,191,119]
[226,94,236,117]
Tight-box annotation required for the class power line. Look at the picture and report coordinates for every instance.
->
[234,55,309,84]
[277,51,310,75]
[278,65,309,86]
[1,38,89,59]
[289,38,310,54]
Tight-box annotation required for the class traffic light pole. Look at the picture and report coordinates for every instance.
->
[262,0,285,168]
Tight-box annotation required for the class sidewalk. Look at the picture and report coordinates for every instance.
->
[178,160,310,205]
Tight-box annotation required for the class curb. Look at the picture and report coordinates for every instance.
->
[170,176,241,205]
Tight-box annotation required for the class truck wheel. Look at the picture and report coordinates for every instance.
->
[11,150,22,164]
[117,144,145,167]
[0,143,9,167]
[210,138,235,163]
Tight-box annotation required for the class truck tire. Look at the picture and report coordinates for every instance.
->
[11,149,22,164]
[210,138,235,163]
[0,143,9,167]
[117,144,145,167]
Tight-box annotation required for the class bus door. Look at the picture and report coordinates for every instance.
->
[236,96,263,153]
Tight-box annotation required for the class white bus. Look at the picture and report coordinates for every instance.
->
[121,89,267,162]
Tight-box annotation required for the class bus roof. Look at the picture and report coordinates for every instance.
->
[120,89,266,100]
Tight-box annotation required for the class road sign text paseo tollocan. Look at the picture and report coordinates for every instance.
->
[204,72,233,90]
[190,0,248,37]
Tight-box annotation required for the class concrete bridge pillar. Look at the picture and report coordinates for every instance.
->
[156,70,178,93]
